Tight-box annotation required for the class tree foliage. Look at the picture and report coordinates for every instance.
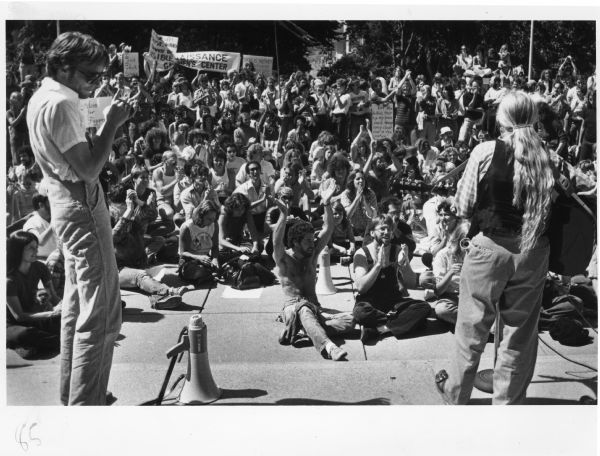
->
[6,20,595,83]
[343,20,595,80]
[5,20,340,79]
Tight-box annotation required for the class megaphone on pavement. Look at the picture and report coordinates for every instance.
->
[316,247,337,295]
[179,314,221,405]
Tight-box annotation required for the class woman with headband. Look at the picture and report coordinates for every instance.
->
[435,91,554,405]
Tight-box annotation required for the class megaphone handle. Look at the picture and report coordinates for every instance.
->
[166,337,189,359]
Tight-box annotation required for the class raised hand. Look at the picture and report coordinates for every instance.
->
[106,89,134,127]
[376,244,390,268]
[356,182,364,197]
[273,197,289,216]
[320,177,337,204]
[397,244,410,267]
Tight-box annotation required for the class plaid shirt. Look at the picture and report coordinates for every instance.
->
[455,140,593,220]
[454,141,495,219]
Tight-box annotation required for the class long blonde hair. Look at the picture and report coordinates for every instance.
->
[496,91,554,251]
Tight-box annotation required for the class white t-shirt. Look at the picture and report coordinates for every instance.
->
[235,159,275,187]
[23,212,57,259]
[26,78,87,182]
[422,195,444,237]
[433,245,461,295]
[210,167,229,194]
[179,219,215,256]
[233,180,267,214]
[330,93,352,115]
[152,167,177,204]
[176,92,194,109]
[348,90,370,115]
[226,156,247,176]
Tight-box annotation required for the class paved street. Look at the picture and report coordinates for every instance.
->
[6,260,597,407]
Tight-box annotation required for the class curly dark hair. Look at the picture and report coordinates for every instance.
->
[223,193,250,216]
[326,152,351,180]
[287,219,314,248]
[192,200,219,226]
[345,170,370,200]
[143,128,169,153]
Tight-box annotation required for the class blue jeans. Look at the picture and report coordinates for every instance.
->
[119,267,170,295]
[46,177,122,406]
[282,297,354,354]
[445,232,550,405]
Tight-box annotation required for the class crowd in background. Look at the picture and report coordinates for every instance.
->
[6,38,597,358]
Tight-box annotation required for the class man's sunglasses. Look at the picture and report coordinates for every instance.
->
[75,67,105,85]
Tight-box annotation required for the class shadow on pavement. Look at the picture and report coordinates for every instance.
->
[122,308,165,323]
[532,373,597,395]
[275,397,391,405]
[469,397,585,405]
[7,363,33,369]
[219,388,268,400]
[209,397,391,405]
[395,318,452,340]
[176,303,204,311]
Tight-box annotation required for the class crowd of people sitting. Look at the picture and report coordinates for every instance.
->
[6,40,597,360]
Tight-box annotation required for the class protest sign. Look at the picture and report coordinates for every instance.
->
[371,103,394,140]
[174,51,241,73]
[242,54,273,77]
[149,30,179,71]
[79,97,112,129]
[123,52,139,77]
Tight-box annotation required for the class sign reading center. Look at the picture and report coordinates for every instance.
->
[174,51,241,73]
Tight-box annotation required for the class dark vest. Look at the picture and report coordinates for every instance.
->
[470,140,524,237]
[356,244,408,307]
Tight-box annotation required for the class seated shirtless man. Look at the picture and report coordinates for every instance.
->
[272,177,355,361]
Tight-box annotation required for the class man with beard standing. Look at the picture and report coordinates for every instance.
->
[26,32,135,405]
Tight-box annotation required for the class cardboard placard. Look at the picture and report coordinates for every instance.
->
[174,51,241,73]
[371,103,394,140]
[123,52,139,77]
[149,30,179,71]
[242,54,273,77]
[79,97,112,129]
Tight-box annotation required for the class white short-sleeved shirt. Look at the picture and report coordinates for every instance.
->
[233,180,267,214]
[210,168,229,193]
[433,245,461,295]
[331,93,352,115]
[235,159,275,187]
[26,78,87,182]
[23,212,57,259]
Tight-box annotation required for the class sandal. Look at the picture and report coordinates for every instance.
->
[434,369,452,405]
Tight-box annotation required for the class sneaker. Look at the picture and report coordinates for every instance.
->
[434,369,452,405]
[149,294,181,310]
[106,391,117,405]
[324,345,347,361]
[171,285,195,296]
[360,326,379,345]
